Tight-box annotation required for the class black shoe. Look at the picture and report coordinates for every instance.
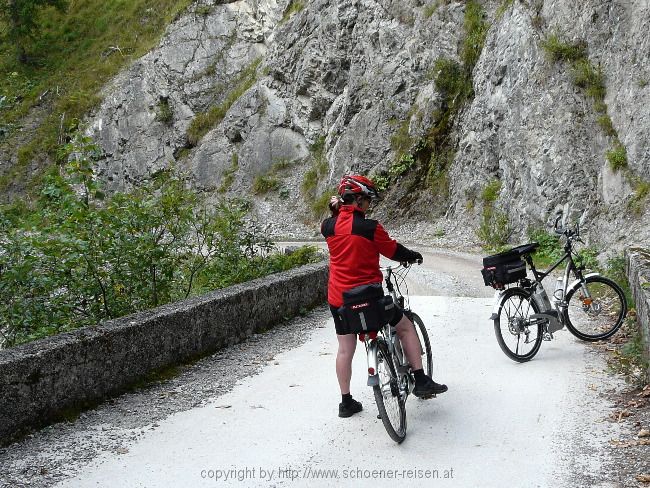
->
[413,376,448,398]
[339,398,363,418]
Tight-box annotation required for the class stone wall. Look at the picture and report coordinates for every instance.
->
[626,248,650,383]
[0,262,328,445]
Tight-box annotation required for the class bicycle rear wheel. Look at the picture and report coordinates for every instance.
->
[494,287,543,362]
[409,312,432,377]
[564,276,627,341]
[373,339,407,443]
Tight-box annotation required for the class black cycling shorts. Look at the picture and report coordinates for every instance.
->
[329,303,404,336]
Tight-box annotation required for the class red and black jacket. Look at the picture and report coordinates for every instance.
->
[321,205,419,307]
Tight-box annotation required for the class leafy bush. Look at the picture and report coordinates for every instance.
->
[629,179,650,215]
[432,58,469,104]
[526,226,563,267]
[541,34,586,62]
[187,58,260,146]
[252,175,279,194]
[155,99,174,125]
[571,59,605,102]
[0,135,318,348]
[423,3,438,18]
[390,119,414,155]
[477,179,511,249]
[496,0,515,19]
[481,179,501,203]
[281,0,305,22]
[389,154,416,179]
[462,0,489,71]
[606,143,628,171]
[597,114,616,136]
[372,173,390,192]
[477,209,511,250]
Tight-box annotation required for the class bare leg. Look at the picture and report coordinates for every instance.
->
[336,334,357,394]
[395,315,423,370]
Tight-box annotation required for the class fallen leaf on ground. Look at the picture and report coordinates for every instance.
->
[638,429,650,438]
[636,474,650,483]
[610,438,650,448]
[215,405,232,409]
[640,386,650,398]
[116,447,129,454]
[614,409,632,422]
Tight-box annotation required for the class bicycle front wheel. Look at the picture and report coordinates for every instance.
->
[564,276,627,341]
[373,339,407,443]
[494,288,542,362]
[409,312,432,377]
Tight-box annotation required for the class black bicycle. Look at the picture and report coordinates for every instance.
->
[481,211,627,362]
[361,263,432,443]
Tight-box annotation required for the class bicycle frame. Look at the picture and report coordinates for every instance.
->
[363,266,412,397]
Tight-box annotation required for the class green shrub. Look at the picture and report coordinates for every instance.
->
[427,149,453,198]
[477,209,511,250]
[462,1,489,71]
[0,135,314,348]
[390,119,413,154]
[477,179,510,249]
[252,175,279,194]
[281,0,305,22]
[423,3,438,18]
[628,179,650,215]
[526,227,563,267]
[571,59,605,102]
[481,179,501,203]
[496,0,515,19]
[195,5,212,16]
[186,58,260,146]
[311,189,337,218]
[372,173,390,192]
[597,115,616,136]
[606,144,628,171]
[389,154,416,179]
[541,34,587,62]
[432,58,469,103]
[155,99,173,125]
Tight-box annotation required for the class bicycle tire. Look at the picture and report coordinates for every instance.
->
[373,339,407,443]
[494,287,543,362]
[409,312,433,377]
[564,275,627,341]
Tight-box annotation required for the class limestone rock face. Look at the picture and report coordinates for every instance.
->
[88,0,650,248]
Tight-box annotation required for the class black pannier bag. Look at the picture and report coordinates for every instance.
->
[481,245,531,288]
[337,283,395,335]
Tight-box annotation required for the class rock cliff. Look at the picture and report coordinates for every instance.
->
[87,0,650,249]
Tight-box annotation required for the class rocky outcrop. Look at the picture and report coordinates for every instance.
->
[87,0,650,246]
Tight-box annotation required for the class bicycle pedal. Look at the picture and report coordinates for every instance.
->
[543,332,553,341]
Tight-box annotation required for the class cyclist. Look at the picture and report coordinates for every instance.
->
[322,175,448,418]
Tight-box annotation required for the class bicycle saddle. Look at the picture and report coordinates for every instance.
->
[483,243,539,265]
[509,242,539,256]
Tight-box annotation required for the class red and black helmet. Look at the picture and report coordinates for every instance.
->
[337,175,378,199]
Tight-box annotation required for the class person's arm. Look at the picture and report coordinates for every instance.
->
[374,223,423,263]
